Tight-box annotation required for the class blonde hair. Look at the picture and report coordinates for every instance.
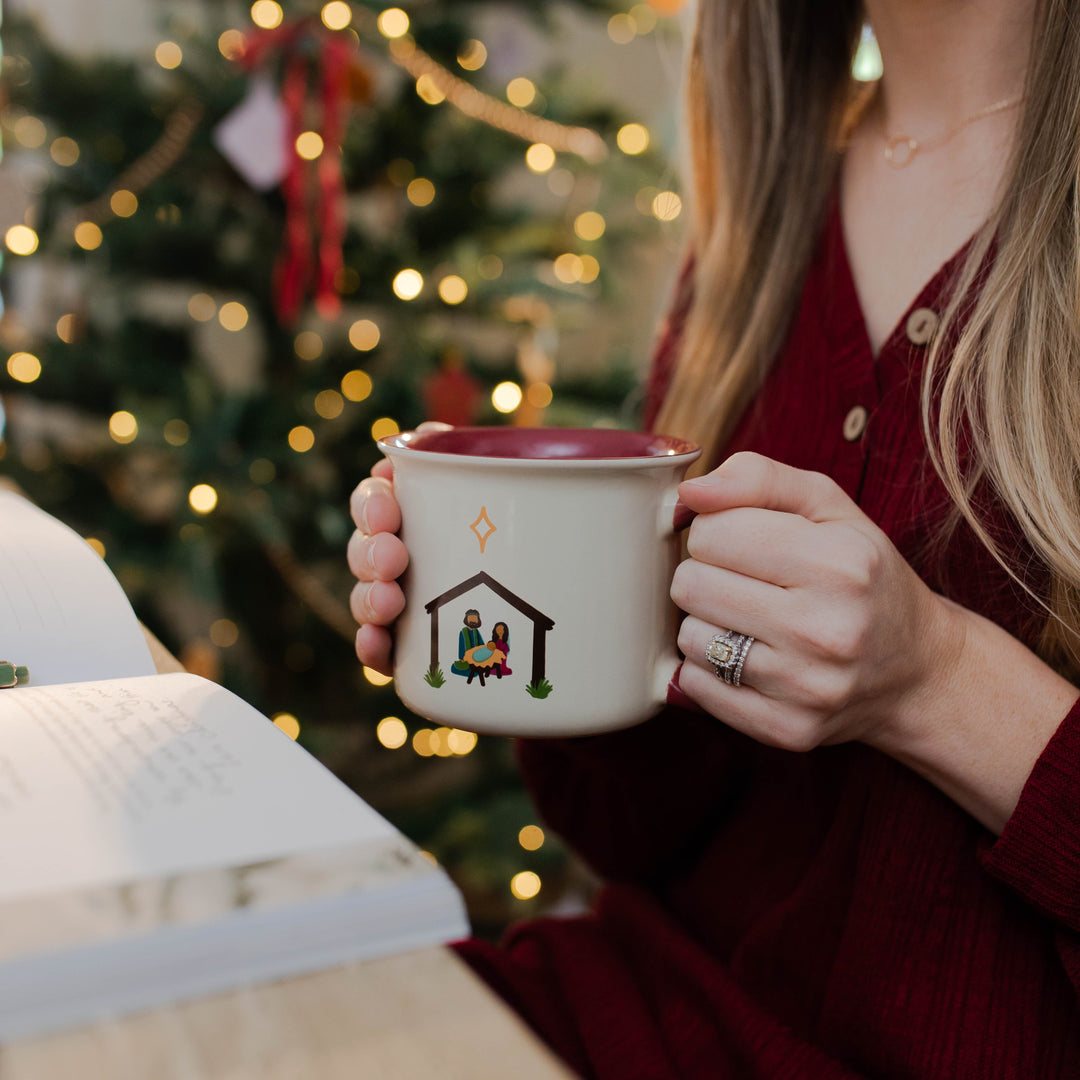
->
[656,0,1080,679]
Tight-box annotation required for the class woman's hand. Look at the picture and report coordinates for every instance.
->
[670,451,963,753]
[347,423,450,675]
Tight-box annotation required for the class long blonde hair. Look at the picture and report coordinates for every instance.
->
[656,0,1080,679]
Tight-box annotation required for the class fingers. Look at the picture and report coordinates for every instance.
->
[685,506,817,586]
[350,476,401,534]
[670,556,790,641]
[678,451,858,523]
[355,623,393,675]
[350,579,406,627]
[677,613,781,697]
[347,529,409,583]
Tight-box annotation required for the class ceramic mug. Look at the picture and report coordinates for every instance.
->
[377,426,701,737]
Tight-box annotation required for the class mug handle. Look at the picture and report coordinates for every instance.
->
[660,496,705,713]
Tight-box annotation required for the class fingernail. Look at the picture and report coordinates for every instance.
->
[357,496,371,533]
[366,535,378,573]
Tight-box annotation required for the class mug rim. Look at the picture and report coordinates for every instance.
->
[378,426,701,468]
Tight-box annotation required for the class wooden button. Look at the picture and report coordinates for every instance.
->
[906,307,939,346]
[843,405,868,442]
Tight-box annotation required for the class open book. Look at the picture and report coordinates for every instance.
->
[0,491,468,1041]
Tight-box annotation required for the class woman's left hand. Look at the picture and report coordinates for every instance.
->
[670,451,965,752]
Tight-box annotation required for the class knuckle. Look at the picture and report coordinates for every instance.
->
[349,581,374,624]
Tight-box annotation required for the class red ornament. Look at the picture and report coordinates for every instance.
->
[422,362,483,427]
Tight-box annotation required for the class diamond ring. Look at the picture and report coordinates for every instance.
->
[704,631,754,687]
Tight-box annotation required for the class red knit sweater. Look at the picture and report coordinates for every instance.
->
[454,198,1080,1079]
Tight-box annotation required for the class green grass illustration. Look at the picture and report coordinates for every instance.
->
[525,679,553,699]
[424,665,446,688]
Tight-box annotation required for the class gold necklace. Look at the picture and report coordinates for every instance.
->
[881,92,1025,168]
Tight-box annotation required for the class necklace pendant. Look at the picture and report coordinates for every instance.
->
[884,135,918,168]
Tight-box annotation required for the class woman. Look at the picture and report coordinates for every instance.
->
[348,0,1080,1074]
[489,621,512,677]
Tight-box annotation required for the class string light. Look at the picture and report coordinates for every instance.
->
[652,190,683,221]
[510,871,541,900]
[447,728,477,755]
[109,410,138,444]
[608,13,637,43]
[457,39,487,71]
[371,417,400,440]
[429,727,454,757]
[525,143,555,173]
[393,269,424,300]
[210,619,239,647]
[377,716,408,749]
[527,382,554,408]
[314,389,344,419]
[321,1,352,30]
[552,252,585,284]
[272,712,301,739]
[85,538,106,558]
[579,254,600,283]
[412,728,435,757]
[518,825,545,851]
[188,293,216,321]
[342,369,373,401]
[295,131,324,160]
[492,381,523,413]
[294,330,323,360]
[574,211,606,241]
[13,116,46,148]
[438,275,468,305]
[363,665,393,686]
[188,483,218,513]
[617,122,650,155]
[348,319,380,351]
[288,425,315,452]
[377,8,410,38]
[49,137,79,166]
[5,225,38,255]
[630,3,658,33]
[406,177,435,206]
[155,41,183,69]
[218,301,249,331]
[164,419,190,446]
[250,1,284,30]
[416,75,445,105]
[56,313,77,342]
[506,77,536,108]
[110,189,138,217]
[7,352,41,383]
[74,221,103,250]
[218,29,245,60]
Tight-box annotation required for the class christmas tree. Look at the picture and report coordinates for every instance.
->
[0,0,687,935]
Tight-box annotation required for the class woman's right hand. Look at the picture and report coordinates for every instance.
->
[347,422,450,675]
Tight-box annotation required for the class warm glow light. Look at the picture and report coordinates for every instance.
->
[342,369,374,401]
[377,7,410,37]
[438,275,468,305]
[5,225,38,256]
[547,168,575,197]
[457,39,487,71]
[249,457,276,484]
[110,189,138,218]
[579,254,600,283]
[294,330,323,360]
[574,211,606,241]
[50,137,79,166]
[506,77,536,108]
[371,417,400,440]
[74,221,103,250]
[415,75,445,105]
[412,728,435,757]
[188,483,218,513]
[218,301,249,331]
[525,143,555,173]
[430,727,454,757]
[288,425,315,452]
[406,177,435,206]
[527,382,554,408]
[250,1,284,30]
[155,41,183,69]
[510,871,542,900]
[364,665,393,686]
[617,122,650,155]
[164,418,190,446]
[188,293,216,321]
[377,716,408,749]
[652,190,683,221]
[109,410,138,444]
[321,1,352,29]
[56,313,77,342]
[607,12,637,43]
[314,388,345,419]
[348,319,380,351]
[393,269,424,300]
[518,825,545,851]
[478,255,503,280]
[492,381,523,413]
[85,537,106,558]
[272,712,301,739]
[295,131,324,160]
[210,618,239,647]
[7,352,41,383]
[630,3,658,33]
[553,252,584,284]
[13,116,46,148]
[447,728,478,755]
[218,29,246,59]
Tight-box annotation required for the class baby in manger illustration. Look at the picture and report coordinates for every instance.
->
[452,609,512,686]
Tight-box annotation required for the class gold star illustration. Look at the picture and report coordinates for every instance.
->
[469,506,497,554]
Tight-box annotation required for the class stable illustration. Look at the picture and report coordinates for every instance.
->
[423,571,554,696]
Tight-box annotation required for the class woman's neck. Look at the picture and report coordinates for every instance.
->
[865,0,1036,133]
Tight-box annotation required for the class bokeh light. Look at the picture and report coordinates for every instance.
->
[210,619,239,647]
[348,319,380,351]
[188,483,219,513]
[294,330,323,360]
[518,825,545,851]
[377,716,408,749]
[321,1,352,30]
[295,131,324,160]
[574,211,606,241]
[188,293,216,321]
[416,75,445,105]
[652,190,683,221]
[438,275,468,305]
[288,425,315,452]
[492,381,523,413]
[13,116,46,148]
[342,369,374,401]
[5,225,38,255]
[56,313,77,343]
[250,1,284,30]
[155,41,183,69]
[510,871,542,900]
[85,538,106,558]
[110,189,138,218]
[608,13,637,43]
[50,137,79,166]
[7,352,41,383]
[371,417,400,440]
[218,29,246,59]
[109,410,138,444]
[617,122,650,155]
[364,665,393,686]
[164,419,190,446]
[377,8,410,37]
[314,388,345,419]
[457,39,487,70]
[525,143,555,173]
[393,269,424,300]
[506,77,536,108]
[218,301,249,331]
[74,221,103,250]
[447,728,478,755]
[272,712,301,739]
[406,178,435,206]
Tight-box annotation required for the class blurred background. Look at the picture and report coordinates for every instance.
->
[0,0,694,937]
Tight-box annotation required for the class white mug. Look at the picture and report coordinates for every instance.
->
[377,427,701,737]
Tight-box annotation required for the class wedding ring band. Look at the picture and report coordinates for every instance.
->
[704,631,754,687]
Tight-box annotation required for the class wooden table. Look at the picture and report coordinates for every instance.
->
[0,631,573,1080]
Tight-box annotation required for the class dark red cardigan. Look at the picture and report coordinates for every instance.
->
[454,199,1080,1079]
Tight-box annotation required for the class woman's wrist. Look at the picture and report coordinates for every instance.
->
[865,596,1080,834]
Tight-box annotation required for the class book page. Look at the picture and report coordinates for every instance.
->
[0,673,397,901]
[0,492,154,684]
